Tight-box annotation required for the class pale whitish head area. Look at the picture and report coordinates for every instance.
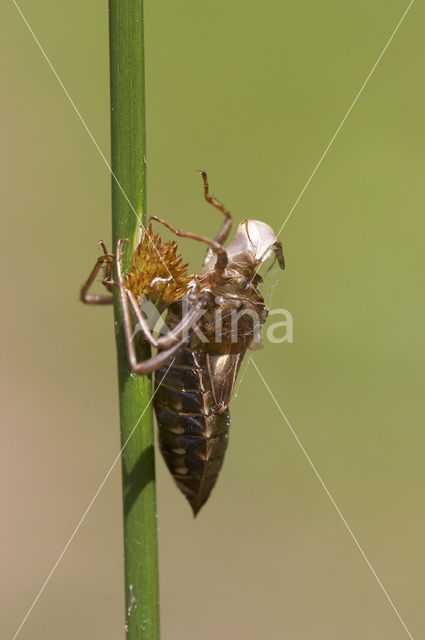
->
[226,219,285,269]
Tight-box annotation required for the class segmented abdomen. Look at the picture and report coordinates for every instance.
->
[154,346,230,516]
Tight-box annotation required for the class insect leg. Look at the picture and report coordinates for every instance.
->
[116,240,207,349]
[126,288,209,350]
[150,216,228,272]
[127,332,184,374]
[116,239,186,374]
[80,241,115,305]
[199,170,232,244]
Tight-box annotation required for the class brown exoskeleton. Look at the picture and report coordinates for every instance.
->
[81,172,284,515]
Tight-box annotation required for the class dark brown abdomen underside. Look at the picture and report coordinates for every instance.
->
[154,347,230,516]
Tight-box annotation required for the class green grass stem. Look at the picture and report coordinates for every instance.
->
[108,2,160,638]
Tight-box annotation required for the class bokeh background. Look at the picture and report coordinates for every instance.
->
[1,1,424,638]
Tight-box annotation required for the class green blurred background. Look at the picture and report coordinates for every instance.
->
[1,1,424,638]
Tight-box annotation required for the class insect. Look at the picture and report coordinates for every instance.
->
[81,172,284,515]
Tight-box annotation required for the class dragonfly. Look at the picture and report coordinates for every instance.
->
[81,172,285,515]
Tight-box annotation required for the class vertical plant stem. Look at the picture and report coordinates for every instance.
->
[109,2,160,639]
